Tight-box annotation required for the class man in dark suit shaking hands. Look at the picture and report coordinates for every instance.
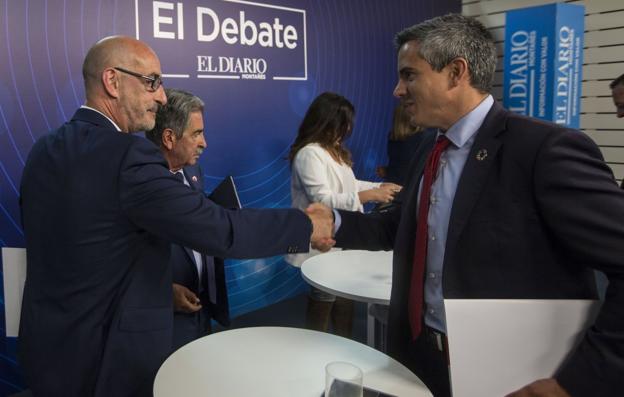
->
[145,88,230,350]
[331,14,624,397]
[19,36,333,397]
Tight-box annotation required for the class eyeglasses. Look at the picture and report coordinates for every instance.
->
[114,67,163,92]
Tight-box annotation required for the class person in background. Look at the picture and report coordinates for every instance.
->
[324,14,624,397]
[610,74,624,188]
[286,92,401,337]
[18,35,333,396]
[611,73,624,119]
[376,104,427,185]
[145,88,231,351]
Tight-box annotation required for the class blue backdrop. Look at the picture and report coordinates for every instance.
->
[0,0,458,392]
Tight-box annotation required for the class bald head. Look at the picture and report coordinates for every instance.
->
[82,36,157,96]
[81,35,167,133]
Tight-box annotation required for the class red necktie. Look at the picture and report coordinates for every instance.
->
[409,135,451,339]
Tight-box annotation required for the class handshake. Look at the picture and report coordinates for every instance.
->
[305,203,336,252]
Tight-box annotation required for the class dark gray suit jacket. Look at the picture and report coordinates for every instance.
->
[336,101,624,396]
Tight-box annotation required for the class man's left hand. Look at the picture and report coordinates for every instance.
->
[172,283,202,313]
[505,378,571,397]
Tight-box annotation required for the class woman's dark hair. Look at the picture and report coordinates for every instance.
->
[288,92,355,166]
[390,104,423,141]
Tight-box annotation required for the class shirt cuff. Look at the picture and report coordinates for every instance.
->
[333,209,341,235]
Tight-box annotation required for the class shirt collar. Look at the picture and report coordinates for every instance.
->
[439,95,494,148]
[80,105,122,132]
[170,169,188,185]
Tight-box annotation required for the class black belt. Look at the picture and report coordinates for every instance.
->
[424,326,447,353]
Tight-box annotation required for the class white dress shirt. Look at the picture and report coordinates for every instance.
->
[420,95,494,332]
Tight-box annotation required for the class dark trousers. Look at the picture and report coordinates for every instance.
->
[404,327,451,397]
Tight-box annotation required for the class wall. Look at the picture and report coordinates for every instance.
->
[462,0,624,182]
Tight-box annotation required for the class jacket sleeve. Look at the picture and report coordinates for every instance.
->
[356,179,381,192]
[534,129,624,396]
[118,138,312,259]
[334,209,398,251]
[334,186,405,251]
[293,146,362,211]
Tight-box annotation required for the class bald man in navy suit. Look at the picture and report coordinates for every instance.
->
[19,36,333,397]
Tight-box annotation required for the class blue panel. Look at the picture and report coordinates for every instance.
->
[503,3,584,128]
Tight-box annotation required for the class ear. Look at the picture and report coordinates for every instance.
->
[447,57,469,88]
[162,129,176,151]
[102,68,120,98]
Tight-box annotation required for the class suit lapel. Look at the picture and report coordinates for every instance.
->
[404,131,436,216]
[396,129,437,253]
[445,102,508,258]
[182,246,198,268]
[183,165,204,191]
[183,170,200,191]
[181,167,200,267]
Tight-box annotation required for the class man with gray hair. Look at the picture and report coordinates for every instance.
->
[146,88,207,173]
[145,88,228,350]
[329,13,623,397]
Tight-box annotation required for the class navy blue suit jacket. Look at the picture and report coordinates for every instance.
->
[171,165,231,350]
[19,108,311,397]
[336,102,624,396]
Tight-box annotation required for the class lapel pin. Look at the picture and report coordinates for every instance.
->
[476,149,488,161]
[192,176,198,182]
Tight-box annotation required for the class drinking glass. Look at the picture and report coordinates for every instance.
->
[324,361,363,397]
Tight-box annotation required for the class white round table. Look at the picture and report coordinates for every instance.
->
[301,250,393,346]
[301,250,393,304]
[153,327,431,397]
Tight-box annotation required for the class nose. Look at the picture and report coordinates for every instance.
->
[393,79,405,98]
[155,85,167,106]
[198,133,207,148]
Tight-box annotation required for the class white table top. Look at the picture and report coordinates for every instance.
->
[153,327,431,397]
[301,250,393,304]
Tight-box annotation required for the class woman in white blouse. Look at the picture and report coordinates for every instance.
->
[286,92,401,336]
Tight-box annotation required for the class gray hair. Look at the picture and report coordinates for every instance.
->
[146,88,204,145]
[395,14,497,93]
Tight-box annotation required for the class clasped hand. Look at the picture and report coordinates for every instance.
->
[305,203,335,252]
[172,283,202,313]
